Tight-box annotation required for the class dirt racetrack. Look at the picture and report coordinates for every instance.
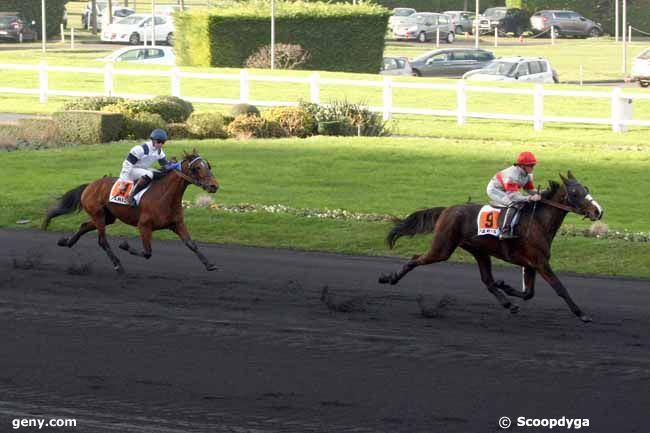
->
[0,229,648,433]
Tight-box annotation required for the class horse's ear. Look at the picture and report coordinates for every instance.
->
[182,149,188,158]
[192,147,198,156]
[567,170,576,180]
[559,173,569,184]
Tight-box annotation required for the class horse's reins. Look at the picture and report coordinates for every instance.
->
[540,198,576,213]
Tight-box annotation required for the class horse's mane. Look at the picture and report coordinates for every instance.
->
[540,180,562,200]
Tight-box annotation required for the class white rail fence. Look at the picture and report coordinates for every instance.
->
[1,61,649,133]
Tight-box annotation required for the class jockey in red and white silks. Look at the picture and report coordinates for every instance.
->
[487,151,541,207]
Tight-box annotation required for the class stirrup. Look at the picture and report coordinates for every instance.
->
[499,229,519,240]
[127,195,138,207]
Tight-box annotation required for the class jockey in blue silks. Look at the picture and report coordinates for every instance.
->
[118,128,181,206]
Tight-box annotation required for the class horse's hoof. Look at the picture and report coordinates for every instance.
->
[114,265,125,274]
[118,241,129,251]
[206,264,218,271]
[509,304,520,314]
[378,274,391,284]
[579,314,592,323]
[57,238,68,247]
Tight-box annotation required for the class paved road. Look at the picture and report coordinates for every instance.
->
[0,229,648,432]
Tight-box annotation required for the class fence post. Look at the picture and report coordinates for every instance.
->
[240,69,249,103]
[39,60,48,103]
[310,72,320,104]
[611,87,623,133]
[382,75,392,121]
[71,27,75,49]
[104,62,114,96]
[171,67,181,97]
[494,26,498,47]
[436,28,440,47]
[533,84,544,131]
[61,24,65,43]
[456,79,466,125]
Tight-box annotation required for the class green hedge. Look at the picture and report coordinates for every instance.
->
[176,2,390,73]
[53,111,123,145]
[0,0,68,38]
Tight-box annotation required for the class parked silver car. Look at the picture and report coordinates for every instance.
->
[443,10,475,35]
[393,12,455,43]
[410,48,494,77]
[530,10,602,38]
[380,57,414,76]
[388,8,416,31]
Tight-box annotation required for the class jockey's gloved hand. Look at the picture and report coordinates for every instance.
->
[165,161,181,171]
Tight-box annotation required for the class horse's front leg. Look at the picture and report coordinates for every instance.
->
[118,224,153,259]
[497,266,536,301]
[171,221,217,271]
[537,262,590,322]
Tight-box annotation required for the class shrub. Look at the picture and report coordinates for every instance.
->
[226,114,287,139]
[105,97,193,123]
[62,96,126,112]
[167,123,197,140]
[314,100,390,137]
[123,112,166,140]
[186,112,227,139]
[53,111,123,144]
[231,103,260,117]
[245,43,311,70]
[222,115,235,126]
[16,118,60,148]
[262,106,315,138]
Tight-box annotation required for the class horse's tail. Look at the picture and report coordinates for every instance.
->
[42,184,89,230]
[387,207,446,249]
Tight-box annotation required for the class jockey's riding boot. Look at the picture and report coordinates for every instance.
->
[127,176,152,207]
[499,207,519,240]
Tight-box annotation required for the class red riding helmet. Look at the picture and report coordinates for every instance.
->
[516,151,537,166]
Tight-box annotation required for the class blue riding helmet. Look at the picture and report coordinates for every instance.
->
[150,128,168,142]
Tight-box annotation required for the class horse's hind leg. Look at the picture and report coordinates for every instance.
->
[470,251,519,313]
[379,232,458,286]
[57,221,96,248]
[93,214,123,273]
[170,221,217,271]
[119,223,153,259]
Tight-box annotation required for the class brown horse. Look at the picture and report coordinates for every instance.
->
[42,150,219,273]
[379,172,603,322]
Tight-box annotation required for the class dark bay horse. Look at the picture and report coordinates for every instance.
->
[379,172,603,322]
[42,150,219,273]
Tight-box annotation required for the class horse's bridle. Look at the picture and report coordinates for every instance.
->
[173,156,209,188]
[541,184,600,218]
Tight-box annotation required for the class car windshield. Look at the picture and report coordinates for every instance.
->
[484,8,506,18]
[637,49,650,60]
[394,9,414,17]
[0,16,16,25]
[116,15,143,25]
[481,61,517,76]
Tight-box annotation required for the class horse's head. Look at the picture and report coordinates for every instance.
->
[181,150,219,193]
[559,171,603,221]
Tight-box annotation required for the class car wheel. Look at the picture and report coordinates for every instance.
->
[446,31,455,44]
[514,25,523,37]
[166,32,173,45]
[412,69,422,77]
[640,81,650,88]
[418,32,427,43]
[129,32,141,45]
[588,27,600,38]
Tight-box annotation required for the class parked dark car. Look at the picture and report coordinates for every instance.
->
[530,10,602,38]
[410,48,495,77]
[474,7,530,36]
[0,12,38,42]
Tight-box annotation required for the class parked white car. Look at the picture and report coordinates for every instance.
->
[463,56,558,83]
[100,46,176,66]
[631,48,650,87]
[101,14,175,45]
